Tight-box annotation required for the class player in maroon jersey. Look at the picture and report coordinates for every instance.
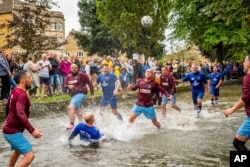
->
[127,69,170,128]
[160,66,181,118]
[2,70,42,167]
[224,55,250,151]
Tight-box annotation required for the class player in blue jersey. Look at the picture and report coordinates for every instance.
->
[208,66,222,106]
[93,64,123,122]
[175,63,208,117]
[68,112,102,147]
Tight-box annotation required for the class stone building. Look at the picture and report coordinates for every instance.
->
[0,0,65,56]
[64,29,85,57]
[64,29,91,64]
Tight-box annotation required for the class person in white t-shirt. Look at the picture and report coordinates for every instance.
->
[37,54,52,97]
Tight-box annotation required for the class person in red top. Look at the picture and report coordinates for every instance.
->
[65,63,95,130]
[153,68,162,107]
[160,66,181,118]
[2,70,42,167]
[127,69,170,128]
[224,55,250,151]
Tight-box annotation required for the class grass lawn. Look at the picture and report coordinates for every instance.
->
[31,89,104,103]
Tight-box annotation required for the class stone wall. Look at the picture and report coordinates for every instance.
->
[0,79,242,122]
[0,0,13,14]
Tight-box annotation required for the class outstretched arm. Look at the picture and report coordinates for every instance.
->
[68,132,77,144]
[224,98,245,117]
[174,78,183,83]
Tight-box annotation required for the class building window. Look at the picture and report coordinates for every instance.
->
[19,0,28,2]
[52,37,57,43]
[51,23,62,31]
[77,52,84,57]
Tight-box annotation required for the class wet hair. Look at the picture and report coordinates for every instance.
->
[14,70,27,84]
[85,114,94,123]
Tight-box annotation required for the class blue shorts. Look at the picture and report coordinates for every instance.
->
[191,89,204,104]
[236,117,250,138]
[100,95,117,109]
[162,93,177,104]
[70,93,87,110]
[132,105,156,119]
[3,132,32,154]
[210,86,220,97]
[39,76,50,85]
[49,74,60,85]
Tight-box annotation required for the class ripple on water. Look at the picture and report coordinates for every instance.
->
[0,84,246,166]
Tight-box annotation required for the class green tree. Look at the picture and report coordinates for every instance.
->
[75,0,122,57]
[170,0,250,63]
[96,0,171,59]
[0,0,65,58]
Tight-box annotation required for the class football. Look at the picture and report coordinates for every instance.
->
[141,15,153,27]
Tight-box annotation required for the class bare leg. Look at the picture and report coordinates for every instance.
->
[122,88,126,98]
[122,87,128,98]
[124,87,127,97]
[151,119,161,128]
[111,108,119,115]
[128,113,138,125]
[197,98,202,107]
[16,151,34,167]
[171,104,181,112]
[233,135,249,151]
[68,104,75,125]
[161,103,167,118]
[235,135,249,142]
[57,84,63,94]
[112,109,123,122]
[44,85,48,96]
[8,150,20,167]
[39,84,43,96]
[49,85,54,95]
[76,108,83,122]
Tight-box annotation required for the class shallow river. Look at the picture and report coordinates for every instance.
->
[0,84,247,167]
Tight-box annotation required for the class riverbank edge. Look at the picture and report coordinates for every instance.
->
[0,79,242,120]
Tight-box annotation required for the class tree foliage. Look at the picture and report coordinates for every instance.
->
[0,0,65,58]
[96,0,171,59]
[75,0,122,57]
[170,0,250,63]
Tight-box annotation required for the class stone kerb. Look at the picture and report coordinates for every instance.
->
[0,79,243,121]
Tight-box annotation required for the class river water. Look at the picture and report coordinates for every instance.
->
[0,84,247,167]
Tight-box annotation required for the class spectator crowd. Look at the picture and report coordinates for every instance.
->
[0,50,245,102]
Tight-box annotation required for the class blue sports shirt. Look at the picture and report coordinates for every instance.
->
[96,72,117,94]
[71,123,101,141]
[182,71,207,91]
[209,72,222,87]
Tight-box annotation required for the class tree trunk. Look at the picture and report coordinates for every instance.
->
[216,42,224,65]
[126,47,133,59]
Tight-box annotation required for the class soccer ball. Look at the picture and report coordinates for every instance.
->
[141,15,153,27]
